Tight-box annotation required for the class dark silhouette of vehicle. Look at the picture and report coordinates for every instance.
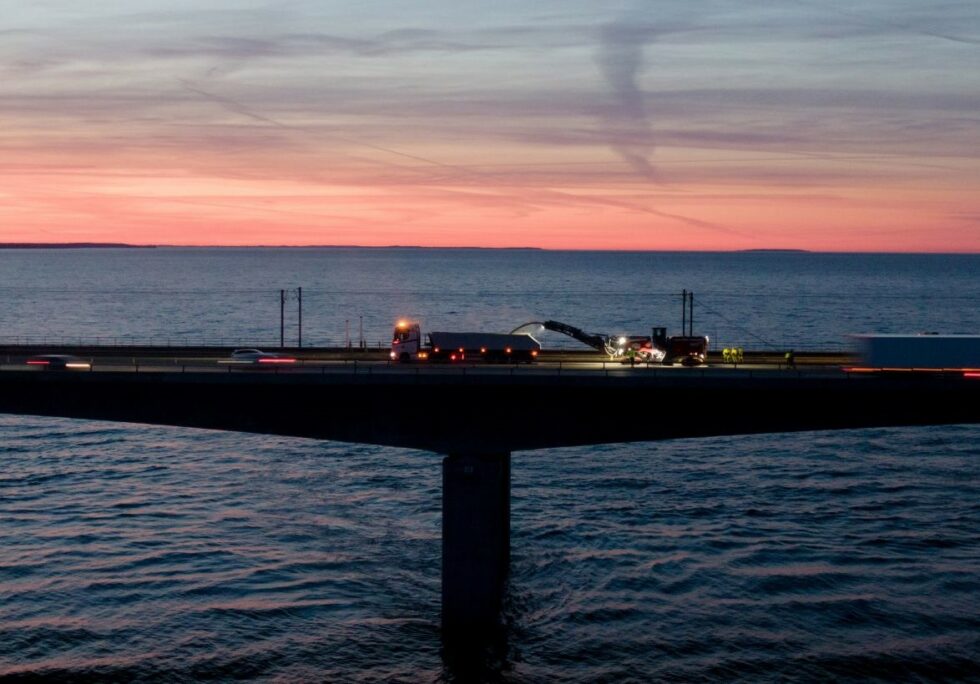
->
[25,354,91,370]
[218,349,297,367]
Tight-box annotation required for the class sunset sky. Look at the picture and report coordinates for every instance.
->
[2,1,978,251]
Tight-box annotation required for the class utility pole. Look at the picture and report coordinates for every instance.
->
[280,289,285,348]
[297,287,302,347]
[681,289,687,337]
[359,316,364,349]
[345,320,350,349]
[689,291,694,336]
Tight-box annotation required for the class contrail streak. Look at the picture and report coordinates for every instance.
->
[180,80,477,176]
[179,79,746,237]
[790,0,980,47]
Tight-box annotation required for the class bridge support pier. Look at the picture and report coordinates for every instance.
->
[442,451,511,641]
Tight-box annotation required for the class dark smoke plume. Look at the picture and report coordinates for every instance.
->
[596,20,657,180]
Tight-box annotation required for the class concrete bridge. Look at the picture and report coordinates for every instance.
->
[2,358,978,648]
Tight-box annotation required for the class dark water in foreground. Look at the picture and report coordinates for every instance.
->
[2,418,978,682]
[1,250,979,681]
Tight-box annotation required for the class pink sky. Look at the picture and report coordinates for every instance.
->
[2,2,978,251]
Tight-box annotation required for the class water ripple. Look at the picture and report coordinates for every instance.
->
[1,415,979,681]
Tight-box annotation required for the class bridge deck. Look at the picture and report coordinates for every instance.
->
[0,349,976,452]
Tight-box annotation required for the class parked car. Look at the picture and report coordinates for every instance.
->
[25,354,91,370]
[219,349,296,366]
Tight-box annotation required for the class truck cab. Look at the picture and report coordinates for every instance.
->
[390,321,427,362]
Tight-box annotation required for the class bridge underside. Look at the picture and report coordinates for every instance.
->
[3,368,978,648]
[0,369,977,452]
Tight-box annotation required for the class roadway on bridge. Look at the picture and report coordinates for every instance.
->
[0,357,847,379]
[0,347,852,378]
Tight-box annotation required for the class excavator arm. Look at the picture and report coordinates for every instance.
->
[541,320,612,353]
[511,320,667,362]
[511,320,617,356]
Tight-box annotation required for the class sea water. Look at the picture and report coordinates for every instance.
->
[1,249,978,681]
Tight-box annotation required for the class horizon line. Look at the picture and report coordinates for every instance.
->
[1,242,979,255]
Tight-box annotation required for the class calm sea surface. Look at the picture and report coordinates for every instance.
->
[1,249,979,682]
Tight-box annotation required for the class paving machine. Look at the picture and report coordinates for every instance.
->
[511,320,708,365]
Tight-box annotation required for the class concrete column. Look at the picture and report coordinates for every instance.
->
[442,451,511,639]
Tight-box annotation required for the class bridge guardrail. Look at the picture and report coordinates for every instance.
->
[1,356,836,381]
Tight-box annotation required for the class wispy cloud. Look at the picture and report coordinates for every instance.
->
[2,1,978,249]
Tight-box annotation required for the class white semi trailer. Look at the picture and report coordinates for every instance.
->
[391,321,540,363]
[853,334,980,370]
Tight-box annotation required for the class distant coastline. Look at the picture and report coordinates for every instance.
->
[0,243,546,250]
[738,248,810,253]
[1,244,971,254]
[0,243,156,250]
[166,245,546,250]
